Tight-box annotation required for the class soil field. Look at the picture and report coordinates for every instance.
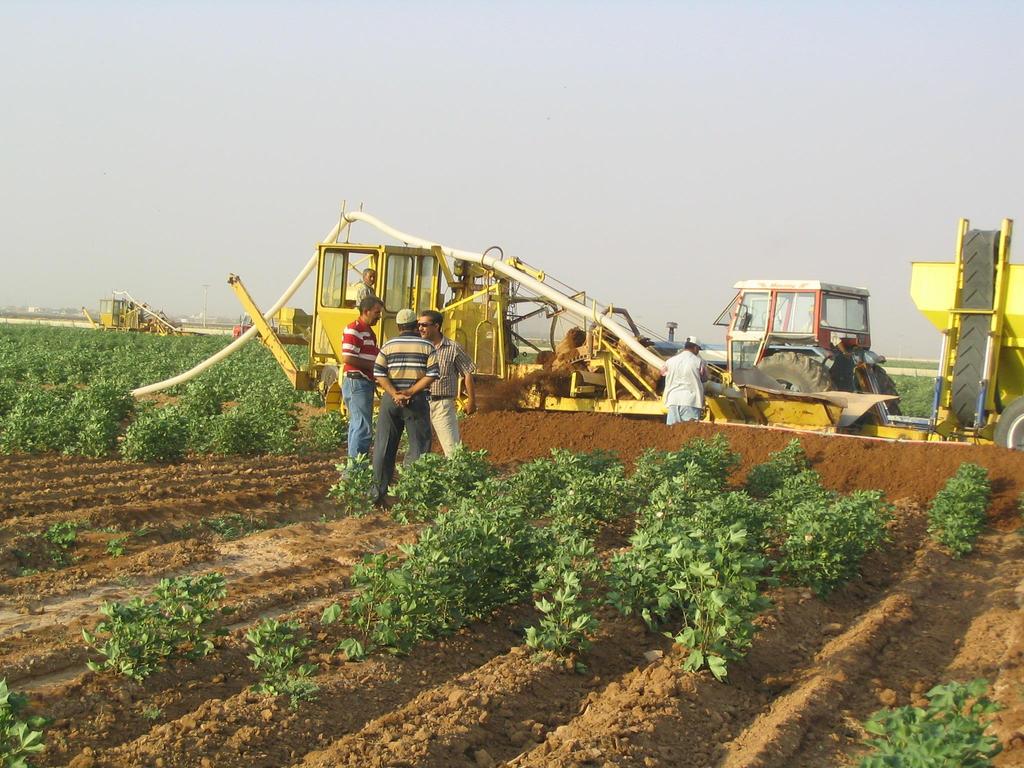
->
[2,412,1024,767]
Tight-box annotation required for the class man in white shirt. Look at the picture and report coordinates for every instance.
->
[660,338,707,424]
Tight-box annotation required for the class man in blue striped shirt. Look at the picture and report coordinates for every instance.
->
[371,308,439,505]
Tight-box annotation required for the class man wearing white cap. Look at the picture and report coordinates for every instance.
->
[660,337,707,424]
[371,308,439,505]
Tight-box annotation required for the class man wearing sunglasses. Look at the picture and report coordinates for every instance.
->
[417,310,476,456]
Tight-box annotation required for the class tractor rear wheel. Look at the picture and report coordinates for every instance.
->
[994,397,1024,450]
[872,365,903,416]
[756,351,832,393]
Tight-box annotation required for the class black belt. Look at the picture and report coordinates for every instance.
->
[345,372,369,379]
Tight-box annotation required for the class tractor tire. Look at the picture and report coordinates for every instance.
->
[872,365,903,416]
[951,230,998,426]
[994,397,1024,450]
[756,351,832,393]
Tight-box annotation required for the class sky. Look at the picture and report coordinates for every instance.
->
[2,1,1023,357]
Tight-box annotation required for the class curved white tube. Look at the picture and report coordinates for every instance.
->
[343,211,667,371]
[131,221,346,396]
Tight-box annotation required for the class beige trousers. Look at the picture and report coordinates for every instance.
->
[429,398,461,456]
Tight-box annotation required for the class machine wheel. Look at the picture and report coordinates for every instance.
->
[994,397,1024,450]
[951,230,998,426]
[756,351,832,393]
[872,365,903,416]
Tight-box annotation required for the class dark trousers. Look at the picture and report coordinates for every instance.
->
[372,392,433,501]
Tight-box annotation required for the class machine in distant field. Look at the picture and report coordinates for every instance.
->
[220,211,1022,449]
[83,291,188,335]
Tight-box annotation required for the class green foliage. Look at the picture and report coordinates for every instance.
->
[203,514,266,541]
[345,498,548,654]
[744,439,810,498]
[890,374,935,420]
[548,465,635,538]
[629,434,740,500]
[392,445,496,520]
[105,536,130,558]
[41,522,77,566]
[927,463,991,557]
[82,573,227,681]
[120,405,189,463]
[495,448,621,517]
[525,535,603,660]
[208,396,296,456]
[859,679,1002,767]
[245,618,318,707]
[0,389,72,454]
[778,490,891,596]
[608,520,772,681]
[301,410,348,453]
[0,678,46,768]
[327,455,377,516]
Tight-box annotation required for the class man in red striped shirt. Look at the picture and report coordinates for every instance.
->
[341,296,383,456]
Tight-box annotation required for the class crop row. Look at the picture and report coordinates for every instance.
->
[4,433,1006,766]
[0,326,343,460]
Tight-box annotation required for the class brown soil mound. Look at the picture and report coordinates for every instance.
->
[461,411,1024,520]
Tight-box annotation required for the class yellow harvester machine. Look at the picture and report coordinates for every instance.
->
[228,213,1024,450]
[83,291,190,335]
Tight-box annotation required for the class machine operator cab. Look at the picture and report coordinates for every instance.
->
[714,280,876,392]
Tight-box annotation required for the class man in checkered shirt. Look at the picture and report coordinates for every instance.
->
[416,309,476,456]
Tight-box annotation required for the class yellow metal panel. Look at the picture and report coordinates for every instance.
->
[910,262,958,332]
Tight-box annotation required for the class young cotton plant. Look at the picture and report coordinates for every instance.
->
[0,678,46,768]
[525,534,604,663]
[120,405,190,463]
[859,679,1002,767]
[83,573,228,681]
[327,455,377,517]
[391,446,495,520]
[778,490,892,596]
[744,439,810,498]
[629,434,740,501]
[927,463,991,557]
[245,618,319,708]
[608,520,772,681]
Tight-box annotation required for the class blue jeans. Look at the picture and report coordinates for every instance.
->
[667,405,702,425]
[342,376,375,457]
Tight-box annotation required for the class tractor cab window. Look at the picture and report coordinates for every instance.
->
[772,291,816,333]
[731,341,760,370]
[714,295,740,327]
[382,250,440,314]
[735,292,770,332]
[822,294,867,332]
[383,254,414,312]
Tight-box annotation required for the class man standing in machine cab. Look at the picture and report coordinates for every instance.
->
[371,308,439,506]
[661,337,707,424]
[353,268,378,304]
[341,296,384,457]
[417,309,476,456]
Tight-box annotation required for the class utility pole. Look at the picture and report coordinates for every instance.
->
[202,284,209,328]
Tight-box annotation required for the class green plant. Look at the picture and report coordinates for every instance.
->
[203,513,266,541]
[744,439,809,498]
[778,490,891,596]
[41,522,77,566]
[301,411,348,453]
[245,618,318,707]
[608,521,772,680]
[859,679,1002,767]
[548,465,635,537]
[208,396,296,456]
[105,536,130,557]
[83,573,228,681]
[121,405,190,463]
[927,463,991,557]
[139,706,163,721]
[392,445,496,520]
[525,535,603,661]
[494,449,622,517]
[0,677,46,768]
[327,455,376,516]
[629,435,740,500]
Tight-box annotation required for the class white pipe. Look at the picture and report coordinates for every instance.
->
[343,211,667,371]
[131,221,346,397]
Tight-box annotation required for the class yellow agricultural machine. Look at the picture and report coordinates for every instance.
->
[83,291,189,335]
[224,212,1023,450]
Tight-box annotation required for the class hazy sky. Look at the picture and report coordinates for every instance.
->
[2,1,1022,356]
